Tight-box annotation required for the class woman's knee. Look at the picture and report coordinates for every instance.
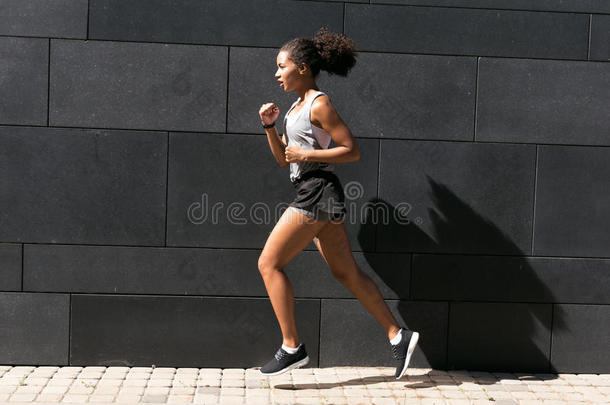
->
[257,253,281,277]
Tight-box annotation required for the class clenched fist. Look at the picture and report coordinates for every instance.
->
[259,102,279,125]
[285,145,310,163]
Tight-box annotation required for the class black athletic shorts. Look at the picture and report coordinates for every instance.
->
[288,169,347,222]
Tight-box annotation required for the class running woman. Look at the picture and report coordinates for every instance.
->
[257,26,420,379]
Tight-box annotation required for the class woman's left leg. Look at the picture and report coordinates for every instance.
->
[312,218,401,341]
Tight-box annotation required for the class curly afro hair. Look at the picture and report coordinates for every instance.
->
[280,26,357,78]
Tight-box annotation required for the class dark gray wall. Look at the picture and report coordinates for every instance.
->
[0,0,609,373]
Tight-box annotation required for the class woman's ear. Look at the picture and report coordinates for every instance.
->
[298,62,308,75]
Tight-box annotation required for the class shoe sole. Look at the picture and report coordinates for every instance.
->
[396,331,419,380]
[259,355,310,376]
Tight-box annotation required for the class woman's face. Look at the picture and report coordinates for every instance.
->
[275,50,300,92]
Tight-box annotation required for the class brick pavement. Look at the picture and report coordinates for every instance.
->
[0,365,608,404]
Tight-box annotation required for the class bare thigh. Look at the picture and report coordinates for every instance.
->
[258,207,329,271]
[312,218,359,282]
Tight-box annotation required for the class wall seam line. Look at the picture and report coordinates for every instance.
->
[68,294,72,365]
[374,139,381,251]
[226,46,230,133]
[531,145,539,256]
[587,14,592,60]
[164,132,170,246]
[318,298,322,367]
[21,244,24,291]
[409,253,414,300]
[47,39,50,126]
[473,56,479,141]
[446,301,451,369]
[86,0,90,39]
[548,303,555,372]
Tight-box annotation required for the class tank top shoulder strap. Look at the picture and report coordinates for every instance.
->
[304,91,326,123]
[307,91,326,110]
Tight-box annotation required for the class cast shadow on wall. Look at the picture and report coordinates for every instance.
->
[356,175,565,375]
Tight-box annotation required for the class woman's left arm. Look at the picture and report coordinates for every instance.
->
[287,96,360,164]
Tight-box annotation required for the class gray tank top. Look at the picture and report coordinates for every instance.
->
[283,90,335,182]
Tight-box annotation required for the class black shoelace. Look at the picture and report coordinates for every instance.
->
[274,348,290,361]
[391,342,405,360]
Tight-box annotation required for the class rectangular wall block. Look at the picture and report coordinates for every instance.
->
[89,0,343,47]
[371,0,610,14]
[590,15,610,61]
[377,140,536,255]
[346,4,589,59]
[50,39,228,132]
[167,132,293,248]
[534,145,610,258]
[0,37,48,126]
[448,302,552,372]
[0,292,70,365]
[477,58,610,146]
[0,126,167,245]
[24,244,265,296]
[0,0,87,38]
[70,295,320,368]
[318,53,477,141]
[550,304,610,374]
[0,244,21,291]
[412,254,610,304]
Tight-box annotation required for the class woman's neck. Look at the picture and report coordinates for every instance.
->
[296,87,320,102]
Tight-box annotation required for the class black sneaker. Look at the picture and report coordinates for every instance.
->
[259,343,310,376]
[390,328,420,379]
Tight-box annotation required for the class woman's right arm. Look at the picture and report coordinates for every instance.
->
[259,102,289,168]
[264,125,289,168]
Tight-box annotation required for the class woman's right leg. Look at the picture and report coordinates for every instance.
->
[258,206,328,348]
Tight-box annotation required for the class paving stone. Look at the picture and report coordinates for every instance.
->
[536,391,562,399]
[34,393,63,402]
[167,394,194,403]
[141,393,168,403]
[144,387,170,395]
[115,393,142,403]
[369,399,396,405]
[122,379,148,387]
[219,395,245,403]
[505,384,531,391]
[420,399,448,404]
[97,381,123,390]
[169,386,196,395]
[13,385,42,394]
[147,378,173,387]
[59,393,89,402]
[484,384,508,391]
[418,389,444,398]
[220,379,244,388]
[46,378,73,387]
[510,391,537,399]
[92,385,119,394]
[88,394,116,402]
[442,390,468,399]
[125,373,151,380]
[466,390,489,399]
[486,390,513,399]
